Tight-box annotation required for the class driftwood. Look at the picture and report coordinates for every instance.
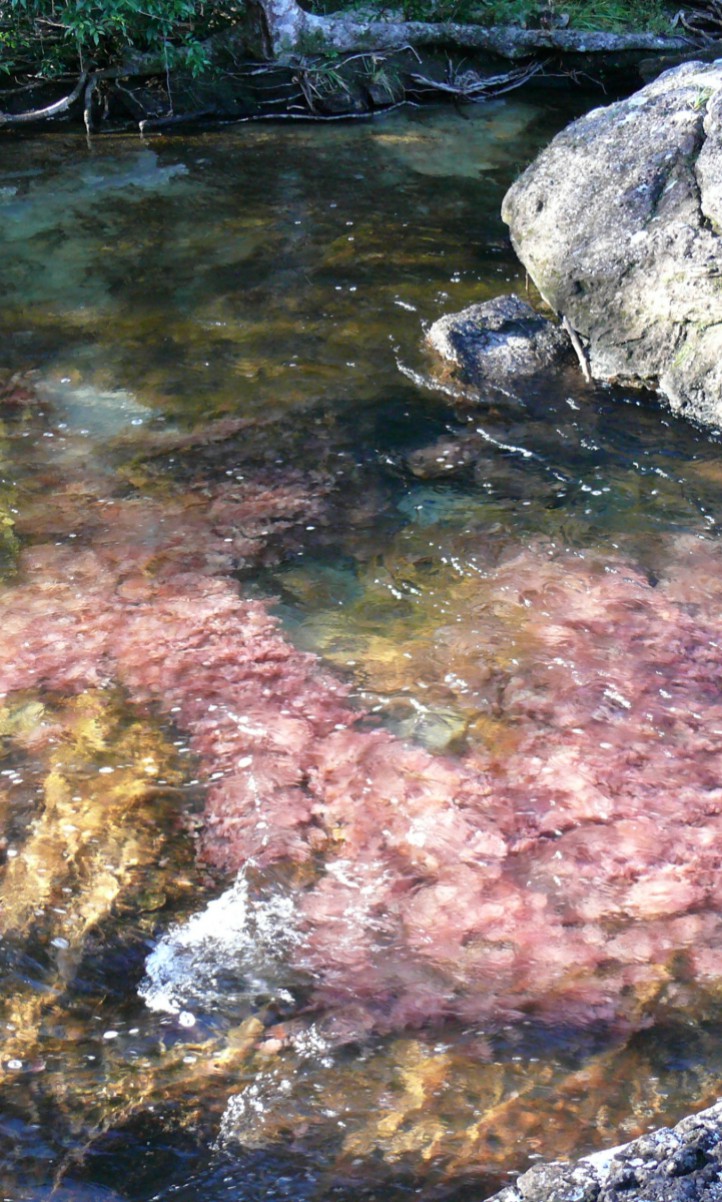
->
[407,59,542,99]
[248,0,693,60]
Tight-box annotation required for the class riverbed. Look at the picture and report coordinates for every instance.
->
[3,93,722,1202]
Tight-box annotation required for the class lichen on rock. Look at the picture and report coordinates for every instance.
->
[488,1099,722,1202]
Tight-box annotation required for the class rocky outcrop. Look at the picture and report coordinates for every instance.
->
[502,60,722,431]
[426,294,573,393]
[488,1101,722,1202]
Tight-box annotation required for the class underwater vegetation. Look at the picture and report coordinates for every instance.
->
[253,534,722,1037]
[4,368,722,1191]
[3,375,722,1042]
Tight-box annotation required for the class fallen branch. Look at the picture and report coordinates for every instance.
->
[408,60,542,99]
[0,72,87,125]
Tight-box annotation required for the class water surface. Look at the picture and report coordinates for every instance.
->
[3,94,722,1202]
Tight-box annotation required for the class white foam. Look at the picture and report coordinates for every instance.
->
[139,871,297,1016]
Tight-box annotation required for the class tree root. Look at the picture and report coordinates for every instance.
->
[408,59,542,100]
[139,107,220,133]
[265,3,693,61]
[83,74,98,136]
[0,72,87,125]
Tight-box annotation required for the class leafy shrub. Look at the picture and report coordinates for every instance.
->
[0,0,243,77]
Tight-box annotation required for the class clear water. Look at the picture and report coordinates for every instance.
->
[3,95,722,1202]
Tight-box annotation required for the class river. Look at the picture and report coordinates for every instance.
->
[3,92,722,1202]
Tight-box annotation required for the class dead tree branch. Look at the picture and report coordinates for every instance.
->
[408,59,542,99]
[0,72,87,125]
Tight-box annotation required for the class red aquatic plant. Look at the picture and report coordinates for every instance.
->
[4,438,722,1037]
[285,539,722,1032]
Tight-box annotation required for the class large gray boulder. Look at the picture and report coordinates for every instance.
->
[502,60,722,431]
[487,1100,722,1202]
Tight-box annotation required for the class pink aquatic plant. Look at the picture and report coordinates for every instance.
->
[196,536,722,1031]
[0,469,355,864]
[4,415,722,1037]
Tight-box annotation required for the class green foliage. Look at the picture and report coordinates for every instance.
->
[0,0,686,82]
[552,0,674,31]
[311,0,677,29]
[0,0,244,78]
[404,0,675,25]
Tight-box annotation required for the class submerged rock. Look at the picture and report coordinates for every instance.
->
[502,60,722,431]
[426,294,572,393]
[488,1100,722,1202]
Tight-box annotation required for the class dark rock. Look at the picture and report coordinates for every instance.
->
[492,1160,601,1201]
[406,432,481,478]
[502,60,722,432]
[425,294,573,393]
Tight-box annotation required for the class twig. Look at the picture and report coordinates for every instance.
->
[562,314,592,383]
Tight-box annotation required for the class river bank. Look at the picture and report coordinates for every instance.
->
[0,0,710,131]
